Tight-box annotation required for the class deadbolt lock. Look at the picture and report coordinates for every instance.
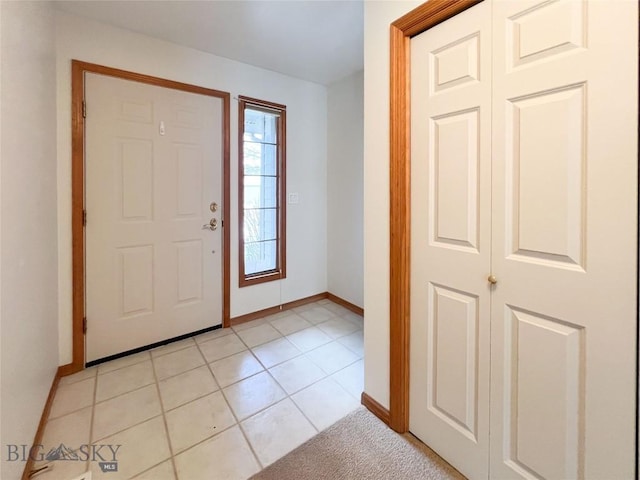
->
[210,202,218,213]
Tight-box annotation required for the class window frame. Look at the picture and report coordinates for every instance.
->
[238,95,287,287]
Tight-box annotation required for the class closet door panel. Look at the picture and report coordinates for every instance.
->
[409,2,492,479]
[490,1,638,479]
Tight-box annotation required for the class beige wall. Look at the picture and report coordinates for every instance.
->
[363,0,421,409]
[327,70,364,308]
[56,12,329,365]
[1,2,59,478]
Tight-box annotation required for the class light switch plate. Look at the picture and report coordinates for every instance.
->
[288,193,299,204]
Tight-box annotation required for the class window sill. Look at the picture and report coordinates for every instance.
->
[239,270,286,288]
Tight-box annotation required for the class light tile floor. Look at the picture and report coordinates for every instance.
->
[35,300,364,480]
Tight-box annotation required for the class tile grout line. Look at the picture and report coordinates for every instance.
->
[230,313,364,398]
[149,354,180,480]
[91,413,164,445]
[288,394,322,434]
[194,338,266,473]
[162,387,221,414]
[58,368,98,387]
[143,335,356,421]
[287,375,361,432]
[243,315,356,371]
[85,372,98,475]
[255,307,363,436]
[50,300,361,479]
[88,301,355,378]
[233,317,354,441]
[252,345,304,371]
[227,339,321,468]
[65,337,341,418]
[156,421,247,468]
[154,359,202,381]
[130,459,171,480]
[148,343,206,362]
[166,306,357,463]
[47,377,98,421]
[52,330,362,442]
[336,333,365,356]
[47,305,364,479]
[278,360,357,414]
[216,329,273,465]
[211,353,266,389]
[37,374,96,473]
[96,351,151,377]
[236,419,265,470]
[40,375,96,474]
[268,367,322,434]
[92,380,156,410]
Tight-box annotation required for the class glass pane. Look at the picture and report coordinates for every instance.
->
[243,208,277,243]
[243,142,277,176]
[244,240,277,275]
[263,112,277,144]
[243,108,277,144]
[243,176,277,209]
[243,141,262,175]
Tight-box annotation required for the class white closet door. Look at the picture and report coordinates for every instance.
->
[409,2,492,478]
[85,74,223,362]
[489,1,638,479]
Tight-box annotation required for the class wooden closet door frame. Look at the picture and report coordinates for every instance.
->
[388,0,483,433]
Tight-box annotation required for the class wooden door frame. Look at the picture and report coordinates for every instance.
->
[69,60,231,373]
[388,0,483,432]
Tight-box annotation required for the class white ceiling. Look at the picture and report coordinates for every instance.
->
[54,0,364,86]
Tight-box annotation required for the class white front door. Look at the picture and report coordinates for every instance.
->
[409,2,492,478]
[409,1,638,479]
[85,73,224,362]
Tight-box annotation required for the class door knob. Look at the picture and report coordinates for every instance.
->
[202,218,218,231]
[487,274,497,285]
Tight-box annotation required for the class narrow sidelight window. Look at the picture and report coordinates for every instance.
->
[238,96,286,287]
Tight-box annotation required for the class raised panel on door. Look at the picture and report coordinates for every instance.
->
[174,144,204,219]
[86,73,223,362]
[506,83,586,270]
[503,307,584,480]
[117,139,154,222]
[117,97,154,124]
[490,1,638,478]
[175,240,204,306]
[507,0,586,69]
[430,109,480,252]
[429,284,479,440]
[118,245,154,318]
[409,2,492,478]
[431,32,480,92]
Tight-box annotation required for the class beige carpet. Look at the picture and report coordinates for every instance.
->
[249,407,466,480]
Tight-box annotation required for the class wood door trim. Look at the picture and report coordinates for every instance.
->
[229,291,363,326]
[388,0,483,433]
[326,293,364,316]
[71,60,231,374]
[21,368,62,480]
[237,95,287,288]
[230,292,329,326]
[361,392,391,426]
